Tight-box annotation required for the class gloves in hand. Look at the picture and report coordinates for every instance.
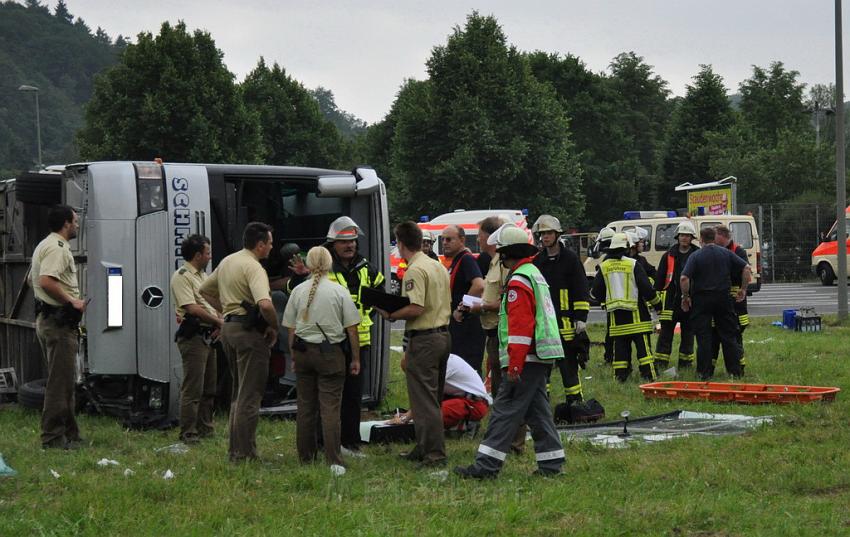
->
[574,320,587,335]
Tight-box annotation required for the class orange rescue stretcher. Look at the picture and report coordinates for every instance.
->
[639,381,840,404]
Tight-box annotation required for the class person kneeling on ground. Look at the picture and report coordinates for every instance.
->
[388,353,491,429]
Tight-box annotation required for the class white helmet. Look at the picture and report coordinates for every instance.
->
[495,225,538,258]
[635,227,649,240]
[531,214,562,234]
[608,232,630,250]
[674,221,697,238]
[625,230,639,248]
[597,227,616,242]
[421,229,436,243]
[326,216,361,241]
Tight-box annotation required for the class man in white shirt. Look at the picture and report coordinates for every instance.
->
[390,354,491,428]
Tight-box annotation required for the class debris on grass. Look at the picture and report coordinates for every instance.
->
[163,469,174,480]
[746,337,775,344]
[154,443,189,455]
[0,453,16,477]
[97,458,120,467]
[123,468,135,477]
[49,469,60,479]
[330,464,346,476]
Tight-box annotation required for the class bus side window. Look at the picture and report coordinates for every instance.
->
[655,224,677,251]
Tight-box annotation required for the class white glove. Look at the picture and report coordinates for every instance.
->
[574,320,587,335]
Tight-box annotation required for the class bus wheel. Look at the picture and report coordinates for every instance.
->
[818,264,836,286]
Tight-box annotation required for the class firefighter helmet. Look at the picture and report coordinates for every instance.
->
[674,221,697,238]
[531,214,563,234]
[597,227,616,243]
[326,216,361,241]
[608,232,630,250]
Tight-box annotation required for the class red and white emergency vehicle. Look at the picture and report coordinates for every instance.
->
[811,205,850,285]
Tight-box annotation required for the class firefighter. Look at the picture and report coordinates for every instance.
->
[422,230,439,261]
[654,221,699,370]
[593,227,616,364]
[531,215,590,407]
[712,225,750,372]
[626,229,657,284]
[454,225,565,479]
[322,216,385,453]
[591,233,661,382]
[31,205,87,450]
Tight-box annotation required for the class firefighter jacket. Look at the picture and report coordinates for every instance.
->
[498,258,564,376]
[654,244,699,321]
[631,253,657,286]
[591,253,660,336]
[726,241,750,326]
[533,243,590,343]
[327,250,384,347]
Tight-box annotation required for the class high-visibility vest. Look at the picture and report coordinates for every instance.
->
[498,263,564,368]
[662,254,676,290]
[600,257,638,312]
[329,265,385,347]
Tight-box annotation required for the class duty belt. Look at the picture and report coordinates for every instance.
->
[405,326,449,338]
[224,314,252,323]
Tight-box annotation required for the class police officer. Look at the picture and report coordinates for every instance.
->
[591,233,661,382]
[282,246,361,467]
[712,225,750,372]
[200,222,278,462]
[654,221,699,369]
[680,226,751,380]
[376,221,451,468]
[170,234,223,444]
[31,205,86,449]
[454,225,565,479]
[531,215,590,406]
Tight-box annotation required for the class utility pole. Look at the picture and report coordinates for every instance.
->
[835,0,848,321]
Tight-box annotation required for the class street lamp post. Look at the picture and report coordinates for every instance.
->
[17,84,42,170]
[835,0,848,322]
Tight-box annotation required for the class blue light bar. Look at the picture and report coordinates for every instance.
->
[419,215,429,222]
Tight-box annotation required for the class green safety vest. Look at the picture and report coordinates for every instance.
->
[498,263,564,368]
[600,257,639,312]
[329,265,385,347]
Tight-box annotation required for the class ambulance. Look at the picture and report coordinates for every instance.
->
[389,209,529,293]
[811,206,850,285]
[584,211,762,293]
[0,161,391,424]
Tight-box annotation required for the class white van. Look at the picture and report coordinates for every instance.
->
[584,213,762,293]
[0,162,391,424]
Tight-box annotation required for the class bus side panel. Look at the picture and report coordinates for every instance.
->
[369,182,391,404]
[136,212,171,383]
[86,219,137,375]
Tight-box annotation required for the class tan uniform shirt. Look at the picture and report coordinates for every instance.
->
[282,277,361,344]
[170,262,218,324]
[402,251,451,331]
[480,252,510,330]
[31,232,80,306]
[199,249,271,316]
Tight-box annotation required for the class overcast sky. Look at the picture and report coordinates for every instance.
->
[49,0,844,123]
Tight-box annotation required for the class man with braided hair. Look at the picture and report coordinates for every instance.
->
[282,246,361,466]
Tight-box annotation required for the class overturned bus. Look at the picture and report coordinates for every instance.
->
[0,162,391,424]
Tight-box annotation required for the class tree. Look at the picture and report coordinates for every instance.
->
[241,59,343,167]
[659,65,734,207]
[78,21,264,163]
[53,0,72,24]
[94,27,111,45]
[389,13,583,223]
[309,87,367,139]
[739,62,807,144]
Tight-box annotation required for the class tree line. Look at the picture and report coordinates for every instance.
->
[8,5,845,229]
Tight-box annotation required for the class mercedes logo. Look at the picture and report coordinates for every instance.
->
[141,286,164,309]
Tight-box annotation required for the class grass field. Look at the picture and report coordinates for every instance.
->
[1,318,849,536]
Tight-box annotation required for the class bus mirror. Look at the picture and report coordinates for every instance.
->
[354,167,381,196]
[317,175,357,197]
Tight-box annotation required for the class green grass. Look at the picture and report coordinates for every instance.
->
[2,318,850,536]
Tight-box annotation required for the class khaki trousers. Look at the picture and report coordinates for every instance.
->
[177,335,217,440]
[36,314,80,446]
[221,322,269,460]
[294,343,346,466]
[405,330,451,463]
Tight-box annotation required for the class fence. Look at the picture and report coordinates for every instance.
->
[740,202,838,283]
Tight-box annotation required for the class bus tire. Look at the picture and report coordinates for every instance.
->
[18,378,47,410]
[818,263,836,286]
